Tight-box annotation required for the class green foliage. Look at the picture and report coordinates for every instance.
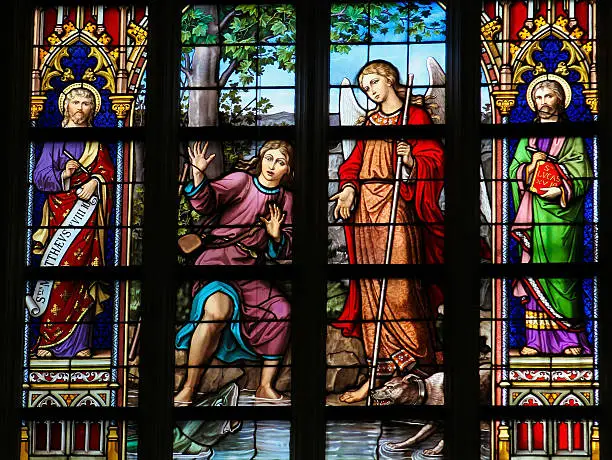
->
[219,85,274,126]
[181,5,296,88]
[176,282,193,324]
[177,194,202,239]
[327,281,349,319]
[224,140,254,170]
[130,184,145,265]
[330,1,444,52]
[128,281,141,321]
[181,8,216,48]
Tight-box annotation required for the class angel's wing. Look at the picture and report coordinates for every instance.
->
[339,77,367,159]
[424,57,445,124]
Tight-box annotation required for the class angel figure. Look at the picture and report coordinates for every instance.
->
[330,59,446,404]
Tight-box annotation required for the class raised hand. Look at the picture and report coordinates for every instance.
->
[63,160,80,179]
[188,141,214,186]
[329,186,356,220]
[260,202,286,243]
[397,141,414,168]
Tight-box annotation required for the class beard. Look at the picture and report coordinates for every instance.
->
[537,104,559,119]
[69,111,87,126]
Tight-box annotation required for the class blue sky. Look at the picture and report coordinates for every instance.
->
[329,43,446,113]
[213,2,447,116]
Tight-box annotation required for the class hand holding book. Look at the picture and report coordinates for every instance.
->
[526,148,562,199]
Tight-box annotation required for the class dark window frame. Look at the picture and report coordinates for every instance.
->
[4,1,612,459]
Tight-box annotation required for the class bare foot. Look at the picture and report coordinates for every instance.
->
[75,349,91,358]
[520,346,538,356]
[564,347,582,355]
[36,349,53,358]
[423,439,444,455]
[255,385,286,400]
[174,386,195,406]
[339,380,369,404]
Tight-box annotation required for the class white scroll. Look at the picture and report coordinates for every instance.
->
[25,194,99,317]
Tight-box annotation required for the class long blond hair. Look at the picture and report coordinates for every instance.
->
[358,60,408,103]
[235,140,295,187]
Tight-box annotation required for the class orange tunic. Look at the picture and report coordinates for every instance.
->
[334,106,445,376]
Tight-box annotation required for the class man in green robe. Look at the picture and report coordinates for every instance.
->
[509,78,593,356]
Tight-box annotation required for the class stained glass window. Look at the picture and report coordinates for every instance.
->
[6,1,610,459]
[481,1,601,458]
[20,5,147,458]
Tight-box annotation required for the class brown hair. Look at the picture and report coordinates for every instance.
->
[235,140,295,187]
[61,87,96,127]
[358,60,407,102]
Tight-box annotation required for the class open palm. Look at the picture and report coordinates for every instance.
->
[260,203,285,242]
[188,141,215,186]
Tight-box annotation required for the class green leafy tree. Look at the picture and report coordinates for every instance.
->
[181,5,296,175]
[180,2,443,175]
[330,1,445,52]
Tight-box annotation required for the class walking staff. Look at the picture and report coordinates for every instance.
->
[366,74,414,406]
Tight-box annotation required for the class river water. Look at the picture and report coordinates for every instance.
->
[127,390,489,459]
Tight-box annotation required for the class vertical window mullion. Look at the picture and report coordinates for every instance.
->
[293,0,329,458]
[445,0,481,458]
[140,0,180,459]
[4,1,33,459]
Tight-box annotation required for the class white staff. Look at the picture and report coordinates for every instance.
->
[366,74,414,406]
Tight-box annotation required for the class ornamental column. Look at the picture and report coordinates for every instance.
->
[492,0,518,121]
[583,0,598,119]
[109,7,133,127]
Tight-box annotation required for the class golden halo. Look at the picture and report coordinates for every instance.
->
[526,74,572,112]
[58,82,102,116]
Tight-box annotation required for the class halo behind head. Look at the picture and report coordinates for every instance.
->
[58,82,102,116]
[526,74,572,112]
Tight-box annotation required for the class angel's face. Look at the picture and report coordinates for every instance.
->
[360,73,393,103]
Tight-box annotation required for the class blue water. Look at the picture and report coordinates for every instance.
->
[210,420,291,459]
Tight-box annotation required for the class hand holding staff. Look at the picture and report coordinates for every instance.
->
[366,73,414,406]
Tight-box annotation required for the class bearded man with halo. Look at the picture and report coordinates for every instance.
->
[28,82,114,359]
[510,74,593,357]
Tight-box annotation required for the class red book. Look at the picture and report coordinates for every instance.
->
[529,160,562,196]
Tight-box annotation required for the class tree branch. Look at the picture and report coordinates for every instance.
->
[219,60,239,87]
[219,9,236,31]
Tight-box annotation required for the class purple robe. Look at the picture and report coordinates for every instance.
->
[33,142,95,358]
[175,172,292,361]
[34,141,87,192]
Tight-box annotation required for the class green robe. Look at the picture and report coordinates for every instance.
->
[509,137,592,326]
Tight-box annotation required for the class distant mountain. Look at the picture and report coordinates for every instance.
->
[258,112,341,126]
[258,112,294,126]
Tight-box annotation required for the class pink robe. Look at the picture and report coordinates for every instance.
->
[176,172,292,361]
